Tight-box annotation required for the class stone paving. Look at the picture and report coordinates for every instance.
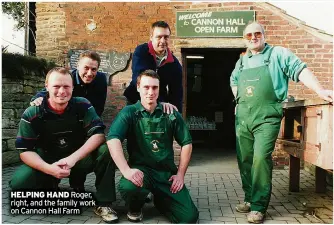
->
[2,163,333,224]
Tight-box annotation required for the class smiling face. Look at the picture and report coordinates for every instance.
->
[137,75,159,107]
[150,27,170,55]
[46,71,73,106]
[77,57,99,83]
[243,23,266,53]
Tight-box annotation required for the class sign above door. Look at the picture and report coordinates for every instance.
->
[176,11,255,37]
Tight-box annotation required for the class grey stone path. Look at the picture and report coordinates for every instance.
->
[2,166,333,224]
[2,149,333,224]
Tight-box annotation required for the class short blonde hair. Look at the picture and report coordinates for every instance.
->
[45,67,72,85]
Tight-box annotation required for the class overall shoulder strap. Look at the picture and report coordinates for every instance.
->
[264,46,275,66]
[239,54,244,72]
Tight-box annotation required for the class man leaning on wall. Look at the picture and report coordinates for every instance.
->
[230,21,333,224]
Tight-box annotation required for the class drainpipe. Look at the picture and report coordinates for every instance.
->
[24,2,29,55]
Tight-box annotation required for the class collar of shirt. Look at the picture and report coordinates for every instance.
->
[148,41,174,66]
[75,69,88,86]
[134,100,163,114]
[156,51,167,67]
[41,94,73,115]
[246,43,271,58]
[75,70,81,85]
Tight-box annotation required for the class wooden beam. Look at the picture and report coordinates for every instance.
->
[289,155,300,192]
[315,166,327,193]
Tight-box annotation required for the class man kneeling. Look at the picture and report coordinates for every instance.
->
[10,67,118,223]
[107,69,198,223]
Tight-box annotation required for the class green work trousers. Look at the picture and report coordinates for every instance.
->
[9,144,116,205]
[119,165,198,224]
[236,103,282,213]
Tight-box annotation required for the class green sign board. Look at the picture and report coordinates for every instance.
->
[176,11,255,37]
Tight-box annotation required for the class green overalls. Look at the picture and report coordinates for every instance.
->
[235,47,283,213]
[10,103,116,205]
[117,107,198,224]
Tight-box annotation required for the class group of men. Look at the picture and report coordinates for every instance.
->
[10,20,332,224]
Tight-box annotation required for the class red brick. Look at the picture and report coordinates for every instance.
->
[35,2,332,117]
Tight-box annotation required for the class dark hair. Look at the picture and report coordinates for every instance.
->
[151,21,171,34]
[45,67,72,85]
[137,69,160,86]
[79,51,101,67]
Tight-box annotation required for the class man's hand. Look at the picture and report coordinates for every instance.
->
[56,156,77,170]
[47,163,71,179]
[316,90,333,102]
[161,102,178,114]
[30,97,43,106]
[169,173,184,194]
[123,168,144,187]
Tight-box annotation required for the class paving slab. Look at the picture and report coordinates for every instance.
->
[2,149,333,224]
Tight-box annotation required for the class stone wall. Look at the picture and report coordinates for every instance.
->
[2,54,50,166]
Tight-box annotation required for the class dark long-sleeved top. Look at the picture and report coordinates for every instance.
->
[31,69,107,116]
[123,42,183,111]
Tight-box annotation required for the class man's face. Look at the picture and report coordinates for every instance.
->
[77,57,99,83]
[46,71,73,105]
[137,76,159,105]
[243,23,265,52]
[150,27,170,55]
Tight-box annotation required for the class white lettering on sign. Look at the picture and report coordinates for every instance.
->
[191,18,224,26]
[194,26,215,33]
[217,26,238,33]
[179,12,213,20]
[225,18,246,25]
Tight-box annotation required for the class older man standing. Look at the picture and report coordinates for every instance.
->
[12,67,118,223]
[230,22,332,223]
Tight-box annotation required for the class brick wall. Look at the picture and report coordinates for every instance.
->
[35,2,333,167]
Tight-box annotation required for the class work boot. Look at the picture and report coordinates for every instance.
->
[235,202,251,213]
[247,211,265,224]
[127,209,143,222]
[94,206,118,223]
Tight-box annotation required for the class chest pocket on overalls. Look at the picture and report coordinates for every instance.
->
[143,117,167,154]
[238,66,263,100]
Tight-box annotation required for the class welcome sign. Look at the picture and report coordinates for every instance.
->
[176,11,255,37]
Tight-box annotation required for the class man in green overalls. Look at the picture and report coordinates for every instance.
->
[107,69,198,223]
[230,22,333,223]
[10,67,118,223]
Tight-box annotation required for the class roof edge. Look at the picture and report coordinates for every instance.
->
[260,2,333,43]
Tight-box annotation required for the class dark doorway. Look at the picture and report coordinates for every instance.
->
[182,48,244,150]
